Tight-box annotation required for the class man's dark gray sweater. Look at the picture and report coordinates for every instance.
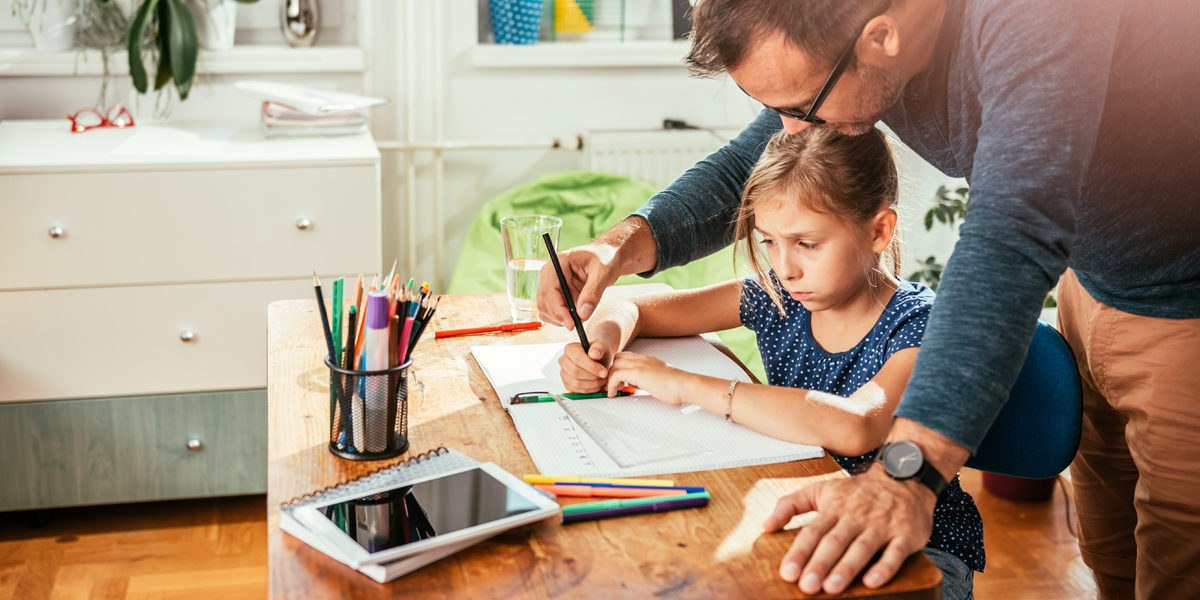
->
[633,0,1200,451]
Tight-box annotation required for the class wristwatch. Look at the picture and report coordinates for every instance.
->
[878,441,948,499]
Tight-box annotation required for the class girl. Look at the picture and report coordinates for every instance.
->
[558,128,983,599]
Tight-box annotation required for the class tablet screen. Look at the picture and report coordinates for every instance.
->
[317,467,541,554]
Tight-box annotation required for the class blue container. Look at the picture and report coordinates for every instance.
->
[489,0,544,45]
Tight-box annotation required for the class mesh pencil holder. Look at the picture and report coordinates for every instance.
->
[325,356,411,461]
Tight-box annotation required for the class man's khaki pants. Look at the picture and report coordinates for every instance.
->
[1059,269,1200,599]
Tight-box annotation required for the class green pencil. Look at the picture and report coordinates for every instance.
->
[562,492,711,515]
[330,277,344,429]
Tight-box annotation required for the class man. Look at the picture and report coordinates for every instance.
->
[536,0,1200,597]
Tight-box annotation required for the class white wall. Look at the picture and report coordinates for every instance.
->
[1,0,964,286]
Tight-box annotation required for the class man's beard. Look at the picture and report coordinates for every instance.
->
[820,63,904,136]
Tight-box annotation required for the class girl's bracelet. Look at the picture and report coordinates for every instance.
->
[724,380,739,422]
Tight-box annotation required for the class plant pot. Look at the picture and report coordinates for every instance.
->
[982,472,1058,503]
[187,0,238,51]
[24,0,79,53]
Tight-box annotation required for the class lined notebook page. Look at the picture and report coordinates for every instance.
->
[471,336,823,478]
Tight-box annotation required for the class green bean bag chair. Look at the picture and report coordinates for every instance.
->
[448,171,765,381]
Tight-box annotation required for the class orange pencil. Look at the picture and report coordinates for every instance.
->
[435,321,542,339]
[533,485,687,499]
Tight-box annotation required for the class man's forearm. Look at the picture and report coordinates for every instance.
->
[594,216,659,276]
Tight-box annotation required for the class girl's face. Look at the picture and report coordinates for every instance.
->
[754,201,890,312]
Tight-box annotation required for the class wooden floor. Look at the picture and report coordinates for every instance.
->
[0,469,1096,599]
[0,495,267,600]
[959,469,1098,600]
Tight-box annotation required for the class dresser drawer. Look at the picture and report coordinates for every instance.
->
[0,389,266,512]
[0,165,380,290]
[0,279,323,402]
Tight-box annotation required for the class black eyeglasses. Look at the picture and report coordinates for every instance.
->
[740,0,892,126]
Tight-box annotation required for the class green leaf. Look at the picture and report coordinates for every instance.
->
[163,0,198,100]
[127,0,160,94]
[924,209,934,231]
[153,1,171,90]
[956,186,969,196]
[233,0,260,3]
[936,206,947,223]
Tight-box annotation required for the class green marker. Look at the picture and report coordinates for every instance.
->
[511,389,634,405]
[562,492,711,515]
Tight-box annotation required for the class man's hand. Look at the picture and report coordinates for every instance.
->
[763,465,936,595]
[536,217,658,329]
[764,418,971,595]
[537,244,622,329]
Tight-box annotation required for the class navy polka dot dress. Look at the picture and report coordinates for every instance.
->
[740,272,986,573]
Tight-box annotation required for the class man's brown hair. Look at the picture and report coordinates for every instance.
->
[686,0,890,78]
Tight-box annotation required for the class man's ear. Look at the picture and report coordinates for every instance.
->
[871,209,898,254]
[862,15,901,62]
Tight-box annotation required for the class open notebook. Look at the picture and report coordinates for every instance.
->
[471,336,823,478]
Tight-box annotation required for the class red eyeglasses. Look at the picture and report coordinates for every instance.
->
[65,105,136,133]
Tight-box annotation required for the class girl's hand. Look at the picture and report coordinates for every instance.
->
[559,340,612,394]
[607,352,688,405]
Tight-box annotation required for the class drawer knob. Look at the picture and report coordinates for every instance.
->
[180,331,195,342]
[186,438,204,452]
[48,226,64,238]
[296,218,312,230]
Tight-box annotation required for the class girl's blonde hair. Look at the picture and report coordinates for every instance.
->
[733,127,901,314]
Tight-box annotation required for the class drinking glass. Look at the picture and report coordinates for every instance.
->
[500,215,562,323]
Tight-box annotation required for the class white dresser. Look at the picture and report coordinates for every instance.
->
[0,120,381,511]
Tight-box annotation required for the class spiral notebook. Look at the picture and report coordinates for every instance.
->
[471,336,824,478]
[279,447,546,583]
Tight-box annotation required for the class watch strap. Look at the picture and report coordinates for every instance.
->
[912,460,948,499]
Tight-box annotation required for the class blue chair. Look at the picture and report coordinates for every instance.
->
[963,321,1083,479]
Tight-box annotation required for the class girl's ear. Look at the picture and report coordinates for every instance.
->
[870,209,898,254]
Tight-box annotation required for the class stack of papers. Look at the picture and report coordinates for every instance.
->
[235,80,387,138]
[261,101,369,137]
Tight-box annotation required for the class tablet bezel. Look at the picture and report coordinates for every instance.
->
[292,461,560,568]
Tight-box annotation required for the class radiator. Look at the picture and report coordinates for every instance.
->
[581,129,728,190]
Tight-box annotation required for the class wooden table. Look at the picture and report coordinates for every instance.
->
[267,286,942,599]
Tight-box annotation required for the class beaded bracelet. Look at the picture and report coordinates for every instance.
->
[724,380,739,422]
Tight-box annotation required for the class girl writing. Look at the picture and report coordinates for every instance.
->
[558,128,983,598]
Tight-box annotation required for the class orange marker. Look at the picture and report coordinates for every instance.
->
[534,485,688,499]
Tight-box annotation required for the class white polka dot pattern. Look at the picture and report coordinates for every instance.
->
[739,272,986,573]
[489,0,544,45]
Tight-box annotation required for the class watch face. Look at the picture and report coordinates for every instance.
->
[882,441,923,479]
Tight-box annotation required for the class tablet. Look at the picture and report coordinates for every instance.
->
[292,462,560,568]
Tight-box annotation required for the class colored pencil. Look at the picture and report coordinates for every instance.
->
[534,484,687,499]
[561,496,710,524]
[435,321,542,339]
[561,491,710,515]
[523,475,675,487]
[575,483,706,493]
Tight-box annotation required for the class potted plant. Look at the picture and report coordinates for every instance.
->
[12,0,79,52]
[127,0,257,101]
